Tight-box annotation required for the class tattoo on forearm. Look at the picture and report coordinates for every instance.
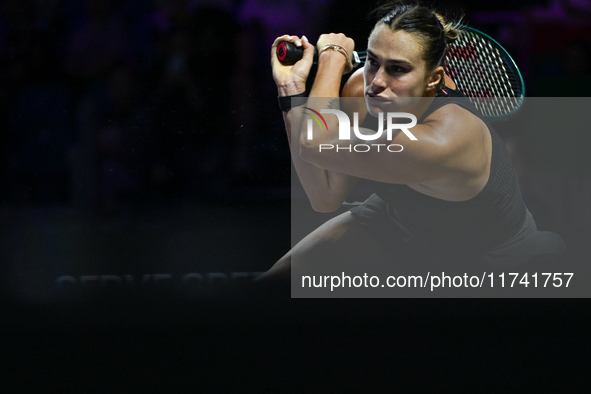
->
[327,98,340,109]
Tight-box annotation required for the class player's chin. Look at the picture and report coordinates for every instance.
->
[365,105,383,118]
[366,99,402,116]
[365,97,390,114]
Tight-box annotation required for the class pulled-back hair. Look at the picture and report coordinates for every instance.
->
[371,1,461,74]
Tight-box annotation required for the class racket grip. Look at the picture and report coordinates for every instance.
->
[276,41,318,65]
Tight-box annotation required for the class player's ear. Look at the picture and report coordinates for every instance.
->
[426,66,444,92]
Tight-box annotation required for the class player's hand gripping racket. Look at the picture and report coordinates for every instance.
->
[277,26,525,119]
[276,41,363,70]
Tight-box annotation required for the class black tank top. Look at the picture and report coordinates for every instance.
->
[361,88,527,252]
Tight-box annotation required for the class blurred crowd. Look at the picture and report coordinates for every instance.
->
[0,0,589,215]
[0,0,334,213]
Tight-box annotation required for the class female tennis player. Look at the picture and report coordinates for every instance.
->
[258,1,565,282]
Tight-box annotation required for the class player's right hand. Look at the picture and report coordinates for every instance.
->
[271,35,315,96]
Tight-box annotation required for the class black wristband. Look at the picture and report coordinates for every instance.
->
[278,92,308,112]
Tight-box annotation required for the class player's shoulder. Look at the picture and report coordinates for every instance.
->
[429,86,480,126]
[424,93,487,145]
[340,68,366,119]
[341,68,364,98]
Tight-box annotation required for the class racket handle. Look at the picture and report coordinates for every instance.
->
[276,41,318,65]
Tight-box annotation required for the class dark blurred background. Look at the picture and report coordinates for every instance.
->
[0,0,590,389]
[0,0,589,205]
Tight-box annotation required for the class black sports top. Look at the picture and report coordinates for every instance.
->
[360,88,527,253]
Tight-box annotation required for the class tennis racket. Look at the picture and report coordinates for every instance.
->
[277,26,525,119]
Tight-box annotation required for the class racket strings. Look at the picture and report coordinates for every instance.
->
[445,31,523,117]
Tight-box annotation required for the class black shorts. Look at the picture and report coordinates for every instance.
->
[348,193,566,271]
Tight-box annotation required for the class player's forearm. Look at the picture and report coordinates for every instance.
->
[275,62,336,207]
[310,50,348,97]
[298,50,348,155]
[283,108,335,210]
[283,107,356,212]
[278,38,357,211]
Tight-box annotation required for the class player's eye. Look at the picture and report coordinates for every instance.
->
[366,56,379,67]
[388,65,406,74]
